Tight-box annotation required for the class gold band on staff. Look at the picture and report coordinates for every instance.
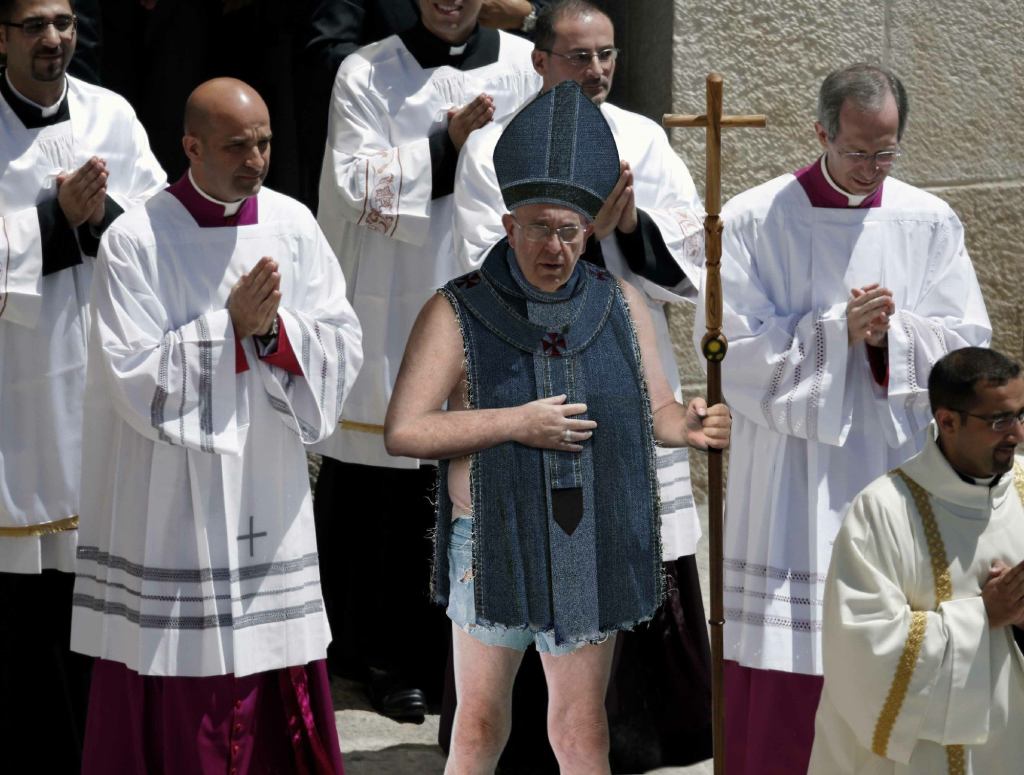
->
[0,514,79,537]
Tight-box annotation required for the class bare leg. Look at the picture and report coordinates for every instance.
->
[445,623,525,775]
[540,634,617,775]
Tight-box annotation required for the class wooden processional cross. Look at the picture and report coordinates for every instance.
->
[663,74,765,775]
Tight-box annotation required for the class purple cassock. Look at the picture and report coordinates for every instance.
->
[83,659,343,775]
[79,174,345,775]
[723,155,883,775]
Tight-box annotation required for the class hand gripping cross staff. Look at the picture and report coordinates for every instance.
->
[664,74,765,775]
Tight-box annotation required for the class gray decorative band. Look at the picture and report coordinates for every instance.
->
[724,557,827,584]
[660,494,695,513]
[73,594,324,631]
[657,447,689,468]
[151,338,172,442]
[195,315,214,452]
[76,546,320,583]
[76,572,322,604]
[725,607,822,632]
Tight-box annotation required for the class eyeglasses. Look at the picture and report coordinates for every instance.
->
[513,218,583,245]
[2,14,77,36]
[836,149,902,168]
[539,47,619,69]
[955,408,1024,432]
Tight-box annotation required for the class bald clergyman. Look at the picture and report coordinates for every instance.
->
[70,78,363,774]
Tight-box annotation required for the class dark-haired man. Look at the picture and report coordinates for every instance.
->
[701,63,992,773]
[311,0,540,721]
[0,0,165,769]
[810,347,1024,772]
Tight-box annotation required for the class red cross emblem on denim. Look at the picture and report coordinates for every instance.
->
[541,332,567,357]
[455,272,481,289]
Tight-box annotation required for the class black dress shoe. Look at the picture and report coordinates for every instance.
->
[367,668,427,724]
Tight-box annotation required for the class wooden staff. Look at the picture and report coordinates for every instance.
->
[663,74,765,775]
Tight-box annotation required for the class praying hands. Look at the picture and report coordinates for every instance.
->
[983,559,1024,629]
[57,156,108,228]
[228,256,281,338]
[592,160,637,240]
[847,283,895,347]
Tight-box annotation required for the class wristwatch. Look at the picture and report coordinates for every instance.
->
[520,3,537,33]
[254,316,279,350]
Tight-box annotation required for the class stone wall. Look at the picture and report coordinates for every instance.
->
[605,0,1023,504]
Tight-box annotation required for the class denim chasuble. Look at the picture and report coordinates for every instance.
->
[433,241,663,645]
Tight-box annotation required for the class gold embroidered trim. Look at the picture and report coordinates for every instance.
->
[0,514,78,537]
[339,419,385,435]
[896,470,952,603]
[1013,463,1024,506]
[872,610,928,756]
[885,470,964,772]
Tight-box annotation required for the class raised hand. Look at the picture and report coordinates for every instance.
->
[228,256,280,338]
[448,93,495,150]
[513,394,597,452]
[683,397,731,450]
[478,0,534,28]
[57,157,108,227]
[592,161,637,241]
[847,284,895,346]
[983,559,1024,629]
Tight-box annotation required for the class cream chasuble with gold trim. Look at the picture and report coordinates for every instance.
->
[809,430,1024,773]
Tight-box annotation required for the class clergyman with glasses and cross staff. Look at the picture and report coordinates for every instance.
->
[694,62,991,774]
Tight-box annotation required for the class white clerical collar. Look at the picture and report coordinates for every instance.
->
[449,42,467,55]
[820,155,869,207]
[5,72,67,117]
[188,169,243,216]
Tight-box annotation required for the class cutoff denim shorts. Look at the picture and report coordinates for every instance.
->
[446,516,610,656]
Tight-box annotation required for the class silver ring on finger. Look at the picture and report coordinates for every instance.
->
[562,428,571,443]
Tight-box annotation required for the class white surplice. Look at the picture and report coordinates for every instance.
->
[699,174,991,675]
[809,434,1024,774]
[0,76,165,574]
[71,187,363,677]
[313,30,540,468]
[454,100,706,559]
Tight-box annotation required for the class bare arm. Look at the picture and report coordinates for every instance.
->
[621,280,731,449]
[384,294,597,460]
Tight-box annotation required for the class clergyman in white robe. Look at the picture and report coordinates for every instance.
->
[0,69,165,771]
[809,432,1024,773]
[70,171,362,771]
[0,74,166,571]
[696,154,991,769]
[310,17,540,710]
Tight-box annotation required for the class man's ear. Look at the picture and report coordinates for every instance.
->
[501,213,516,243]
[531,49,546,78]
[934,407,961,436]
[814,121,829,152]
[182,134,201,163]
